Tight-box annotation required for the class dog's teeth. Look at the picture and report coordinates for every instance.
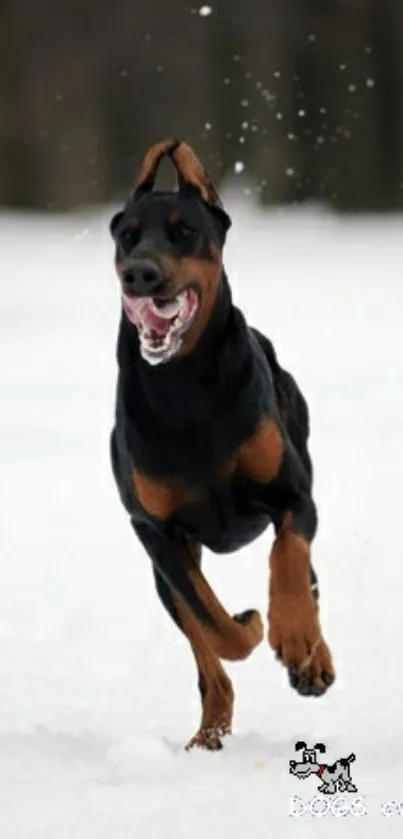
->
[136,289,197,364]
[152,298,180,319]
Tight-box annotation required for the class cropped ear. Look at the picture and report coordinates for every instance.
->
[131,139,228,222]
[132,139,180,198]
[171,142,224,209]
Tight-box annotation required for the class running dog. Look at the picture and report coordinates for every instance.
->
[109,139,335,750]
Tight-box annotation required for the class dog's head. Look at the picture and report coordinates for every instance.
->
[110,139,231,366]
[289,741,325,778]
[289,759,319,779]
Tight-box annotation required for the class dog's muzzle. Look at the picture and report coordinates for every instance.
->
[122,286,199,366]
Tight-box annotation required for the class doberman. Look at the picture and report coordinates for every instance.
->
[109,139,335,750]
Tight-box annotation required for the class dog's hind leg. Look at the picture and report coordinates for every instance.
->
[131,519,263,662]
[153,564,234,750]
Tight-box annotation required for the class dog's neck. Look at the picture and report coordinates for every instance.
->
[117,272,253,432]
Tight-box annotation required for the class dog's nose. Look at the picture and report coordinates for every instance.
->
[122,259,165,297]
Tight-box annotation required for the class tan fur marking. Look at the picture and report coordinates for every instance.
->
[171,539,257,747]
[183,562,263,661]
[236,418,284,483]
[268,513,335,688]
[131,471,199,519]
[158,249,222,356]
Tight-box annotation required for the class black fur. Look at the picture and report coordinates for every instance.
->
[110,276,317,546]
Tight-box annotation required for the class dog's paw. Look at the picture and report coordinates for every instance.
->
[288,637,335,696]
[185,721,231,752]
[268,594,335,696]
[233,608,264,647]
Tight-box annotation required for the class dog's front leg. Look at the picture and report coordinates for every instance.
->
[268,492,335,696]
[236,418,335,696]
[153,565,234,750]
[132,519,263,662]
[131,519,263,747]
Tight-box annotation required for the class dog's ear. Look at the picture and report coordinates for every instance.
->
[207,203,232,245]
[295,741,307,751]
[133,138,226,205]
[173,144,231,243]
[131,140,230,240]
[132,139,181,198]
[171,142,224,209]
[109,211,124,238]
[314,743,326,753]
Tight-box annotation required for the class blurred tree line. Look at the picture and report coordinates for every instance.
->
[1,0,402,212]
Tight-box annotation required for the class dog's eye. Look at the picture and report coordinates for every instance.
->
[168,220,197,243]
[119,226,140,253]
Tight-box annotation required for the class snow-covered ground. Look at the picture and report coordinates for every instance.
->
[1,199,403,836]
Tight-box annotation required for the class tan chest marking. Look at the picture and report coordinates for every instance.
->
[235,418,284,483]
[132,418,283,518]
[131,470,200,520]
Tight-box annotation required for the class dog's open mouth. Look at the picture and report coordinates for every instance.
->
[122,287,199,365]
[290,766,313,778]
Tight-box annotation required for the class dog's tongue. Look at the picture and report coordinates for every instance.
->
[122,296,178,335]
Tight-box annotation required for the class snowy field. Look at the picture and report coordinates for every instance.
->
[1,198,403,836]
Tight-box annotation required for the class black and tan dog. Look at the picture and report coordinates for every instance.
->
[109,140,335,750]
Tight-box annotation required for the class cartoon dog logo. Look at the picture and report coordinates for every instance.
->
[289,741,357,795]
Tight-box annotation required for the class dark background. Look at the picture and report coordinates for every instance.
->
[1,0,402,212]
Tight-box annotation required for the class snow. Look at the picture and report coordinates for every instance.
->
[1,201,403,835]
[198,5,212,16]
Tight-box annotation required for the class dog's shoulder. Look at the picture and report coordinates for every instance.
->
[248,324,310,445]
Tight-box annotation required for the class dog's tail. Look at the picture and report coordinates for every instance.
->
[346,753,356,764]
[133,519,263,661]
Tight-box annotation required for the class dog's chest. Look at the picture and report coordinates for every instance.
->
[131,466,271,552]
[174,477,272,552]
[125,397,261,487]
[130,416,283,551]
